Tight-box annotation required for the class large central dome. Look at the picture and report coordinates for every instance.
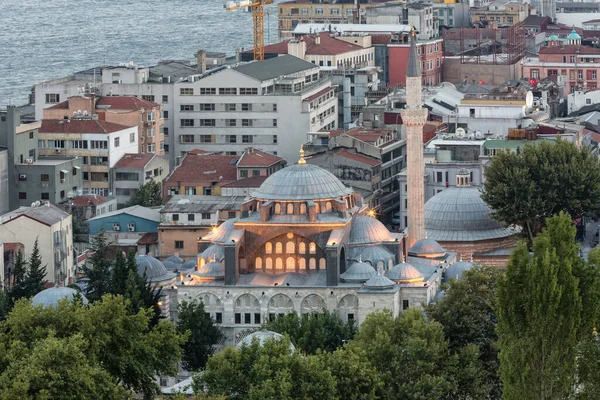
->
[251,164,353,201]
[425,187,515,242]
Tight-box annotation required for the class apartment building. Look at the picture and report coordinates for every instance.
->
[38,119,138,196]
[471,0,529,26]
[388,35,444,86]
[433,1,471,28]
[111,153,169,208]
[173,55,337,163]
[365,2,438,40]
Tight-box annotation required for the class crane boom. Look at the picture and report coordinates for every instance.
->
[225,0,274,61]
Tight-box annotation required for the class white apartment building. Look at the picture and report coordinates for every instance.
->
[38,119,138,196]
[173,55,337,163]
[0,203,74,285]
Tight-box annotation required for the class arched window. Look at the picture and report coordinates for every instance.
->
[319,258,326,270]
[255,257,262,269]
[276,258,283,269]
[315,203,320,213]
[286,241,295,254]
[299,258,307,269]
[275,242,283,254]
[309,258,316,269]
[266,242,273,254]
[300,203,307,214]
[299,242,306,254]
[266,257,273,269]
[325,202,332,212]
[274,203,281,214]
[376,260,384,269]
[286,257,295,270]
[287,203,294,214]
[309,242,317,254]
[198,258,206,268]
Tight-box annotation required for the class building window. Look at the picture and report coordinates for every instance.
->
[239,88,258,95]
[272,119,277,127]
[185,186,196,195]
[276,242,283,254]
[226,135,237,143]
[273,135,278,144]
[202,213,211,219]
[114,137,120,147]
[235,313,241,324]
[188,214,195,222]
[241,103,252,111]
[219,88,237,95]
[112,223,120,231]
[163,110,169,119]
[215,312,223,323]
[162,95,168,103]
[228,211,236,219]
[18,192,26,200]
[225,103,236,111]
[180,88,194,95]
[200,88,216,95]
[175,241,184,249]
[45,93,60,103]
[129,132,135,143]
[200,119,216,127]
[242,135,252,143]
[18,174,26,181]
[203,187,212,195]
[60,190,65,198]
[402,300,409,310]
[173,214,179,222]
[241,119,252,127]
[309,242,316,254]
[593,71,597,80]
[41,193,49,200]
[570,56,576,63]
[181,119,195,127]
[227,119,237,127]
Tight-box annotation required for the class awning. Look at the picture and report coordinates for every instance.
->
[73,166,81,170]
[60,169,69,174]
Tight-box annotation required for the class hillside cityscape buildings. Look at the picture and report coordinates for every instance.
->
[3,0,600,394]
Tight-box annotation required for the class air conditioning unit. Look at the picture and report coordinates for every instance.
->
[113,225,121,231]
[25,158,33,164]
[55,148,62,153]
[128,224,135,232]
[19,174,27,180]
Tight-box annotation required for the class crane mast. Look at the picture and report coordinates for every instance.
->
[225,0,274,61]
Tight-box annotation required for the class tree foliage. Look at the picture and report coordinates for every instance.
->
[427,265,502,398]
[9,250,27,303]
[177,299,224,371]
[82,229,112,302]
[266,310,356,354]
[127,180,163,207]
[22,238,47,299]
[497,212,582,400]
[481,139,600,240]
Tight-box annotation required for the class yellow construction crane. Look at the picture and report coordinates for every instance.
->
[225,0,274,61]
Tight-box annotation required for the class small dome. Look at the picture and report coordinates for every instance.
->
[348,246,394,267]
[163,255,184,265]
[567,29,581,40]
[548,33,559,41]
[204,219,237,243]
[32,287,88,308]
[349,215,392,244]
[163,260,180,271]
[433,290,446,303]
[444,261,474,282]
[135,255,176,282]
[181,259,198,271]
[251,164,353,201]
[409,238,447,258]
[237,330,295,351]
[200,244,225,262]
[388,262,424,283]
[340,261,376,283]
[193,261,225,279]
[363,273,396,290]
[457,168,470,175]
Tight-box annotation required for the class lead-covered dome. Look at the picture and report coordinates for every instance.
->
[204,219,237,243]
[250,164,353,201]
[409,238,446,258]
[363,273,396,290]
[349,215,392,244]
[340,261,376,282]
[32,287,88,308]
[135,255,176,282]
[425,187,515,242]
[444,260,474,282]
[193,261,225,280]
[387,261,424,283]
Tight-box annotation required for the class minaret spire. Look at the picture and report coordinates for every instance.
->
[401,28,428,248]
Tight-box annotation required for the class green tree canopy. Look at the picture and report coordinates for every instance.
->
[481,139,600,240]
[82,229,112,302]
[9,250,27,304]
[177,299,224,371]
[127,180,163,207]
[22,238,47,299]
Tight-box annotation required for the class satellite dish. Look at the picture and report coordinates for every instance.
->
[455,127,466,138]
[526,91,534,108]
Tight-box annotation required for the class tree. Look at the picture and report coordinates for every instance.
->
[481,139,600,241]
[110,250,128,296]
[575,329,600,399]
[22,238,47,299]
[427,265,502,398]
[122,249,163,327]
[497,212,582,400]
[9,250,27,303]
[82,229,112,302]
[0,290,10,322]
[177,299,224,371]
[266,310,356,354]
[127,180,163,207]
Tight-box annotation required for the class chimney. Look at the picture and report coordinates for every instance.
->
[315,34,321,45]
[195,50,207,73]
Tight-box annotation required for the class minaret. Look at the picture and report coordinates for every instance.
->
[401,27,428,248]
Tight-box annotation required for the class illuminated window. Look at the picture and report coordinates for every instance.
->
[299,258,306,269]
[319,258,326,269]
[300,203,307,214]
[266,258,273,269]
[255,257,262,269]
[275,203,281,214]
[266,242,273,254]
[309,242,316,254]
[286,242,295,254]
[286,257,295,269]
[287,203,294,214]
[325,202,332,212]
[276,242,283,254]
[276,258,283,269]
[309,258,316,269]
[299,242,306,254]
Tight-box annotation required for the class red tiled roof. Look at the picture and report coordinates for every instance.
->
[114,153,155,169]
[166,154,239,184]
[40,119,132,134]
[137,232,158,245]
[334,149,381,166]
[97,96,160,110]
[251,32,364,56]
[47,101,69,109]
[304,86,334,102]
[238,149,284,167]
[540,45,600,55]
[188,149,212,155]
[71,195,110,207]
[220,176,268,188]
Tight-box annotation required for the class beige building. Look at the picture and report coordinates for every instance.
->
[0,203,74,285]
[471,0,528,26]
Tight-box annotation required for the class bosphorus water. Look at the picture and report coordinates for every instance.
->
[0,0,283,106]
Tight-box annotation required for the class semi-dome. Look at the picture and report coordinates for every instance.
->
[135,255,176,282]
[32,287,88,308]
[181,259,198,272]
[193,261,225,279]
[349,215,392,245]
[204,219,237,243]
[237,330,295,351]
[340,260,376,282]
[250,164,353,201]
[387,261,424,283]
[163,255,184,265]
[200,244,225,262]
[444,260,474,282]
[409,238,447,258]
[424,187,515,242]
[348,246,394,268]
[363,273,396,290]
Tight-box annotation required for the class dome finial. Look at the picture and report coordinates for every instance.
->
[298,144,306,165]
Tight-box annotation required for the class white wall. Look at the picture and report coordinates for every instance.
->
[568,90,600,114]
[107,127,139,168]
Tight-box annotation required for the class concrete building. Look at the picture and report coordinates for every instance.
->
[471,0,529,27]
[61,195,117,221]
[433,2,472,28]
[158,195,246,260]
[38,119,138,196]
[43,95,165,156]
[87,205,160,247]
[0,203,74,285]
[1,107,83,211]
[365,2,438,40]
[172,55,336,163]
[111,153,169,208]
[0,149,8,215]
[388,35,444,87]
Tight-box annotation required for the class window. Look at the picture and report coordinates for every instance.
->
[272,119,277,127]
[41,174,49,182]
[570,56,576,63]
[593,71,597,80]
[175,240,184,249]
[164,144,169,152]
[181,119,194,127]
[38,140,45,148]
[315,7,323,14]
[200,135,213,143]
[185,186,196,195]
[254,313,261,324]
[200,119,216,127]
[239,88,258,95]
[162,95,169,103]
[128,223,136,232]
[18,192,26,199]
[200,88,216,95]
[578,70,583,80]
[203,187,212,195]
[226,135,237,143]
[180,104,194,111]
[241,103,252,111]
[72,167,77,176]
[83,172,89,181]
[587,98,592,105]
[112,223,120,231]
[215,312,223,323]
[141,95,155,102]
[330,7,339,14]
[162,110,169,119]
[402,300,409,310]
[219,88,236,95]
[202,213,211,219]
[227,119,237,127]
[228,211,236,219]
[113,137,120,147]
[253,170,260,177]
[180,88,194,95]
[235,313,241,324]
[45,93,60,103]
[273,104,277,111]
[242,135,252,143]
[222,103,236,112]
[90,141,107,149]
[49,140,66,148]
[168,187,179,196]
[172,214,179,222]
[273,135,278,144]
[242,119,252,127]
[41,193,49,200]
[129,132,135,143]
[240,170,248,178]
[188,214,195,222]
